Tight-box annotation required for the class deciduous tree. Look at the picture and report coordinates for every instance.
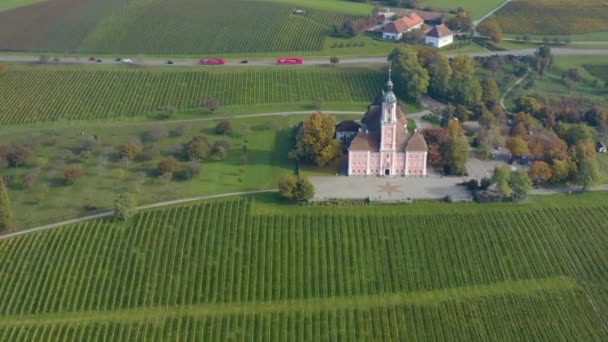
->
[186,135,211,161]
[389,47,429,101]
[278,173,298,200]
[290,112,340,167]
[493,166,512,198]
[510,169,532,200]
[294,176,315,202]
[506,137,529,156]
[449,56,482,106]
[577,158,600,191]
[528,161,552,184]
[481,78,500,108]
[158,157,179,177]
[440,119,469,175]
[113,193,137,221]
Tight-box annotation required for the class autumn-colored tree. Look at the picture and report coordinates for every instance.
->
[528,161,552,184]
[478,20,502,43]
[440,119,469,175]
[6,144,33,168]
[507,137,530,156]
[568,142,596,164]
[512,122,527,137]
[63,165,83,185]
[534,106,556,128]
[120,141,142,162]
[422,128,446,167]
[290,112,340,167]
[564,124,593,146]
[294,176,315,202]
[158,157,180,177]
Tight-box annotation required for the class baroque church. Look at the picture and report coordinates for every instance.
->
[347,70,428,176]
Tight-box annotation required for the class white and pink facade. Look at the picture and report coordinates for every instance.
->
[347,73,428,177]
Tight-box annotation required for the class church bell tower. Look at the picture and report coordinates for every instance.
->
[380,67,397,152]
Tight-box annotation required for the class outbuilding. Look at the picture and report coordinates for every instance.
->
[381,12,424,40]
[425,24,454,48]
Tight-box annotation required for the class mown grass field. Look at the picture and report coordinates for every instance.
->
[0,194,607,339]
[0,64,383,124]
[485,0,608,36]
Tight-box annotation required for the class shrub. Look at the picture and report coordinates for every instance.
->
[64,165,83,185]
[215,119,232,135]
[211,139,230,161]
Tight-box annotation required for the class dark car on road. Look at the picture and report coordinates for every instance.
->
[240,60,248,64]
[167,60,174,65]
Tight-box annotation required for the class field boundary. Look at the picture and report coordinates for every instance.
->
[0,276,576,327]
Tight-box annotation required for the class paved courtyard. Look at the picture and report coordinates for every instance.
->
[310,172,472,202]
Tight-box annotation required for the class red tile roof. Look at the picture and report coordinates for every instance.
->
[426,24,453,38]
[405,132,428,152]
[383,12,424,34]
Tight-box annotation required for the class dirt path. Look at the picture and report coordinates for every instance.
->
[500,66,531,112]
[0,189,276,240]
[474,0,511,27]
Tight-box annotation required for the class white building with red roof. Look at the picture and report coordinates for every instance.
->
[425,24,454,48]
[347,70,428,177]
[381,12,424,40]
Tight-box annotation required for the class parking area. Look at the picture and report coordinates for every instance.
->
[310,171,472,202]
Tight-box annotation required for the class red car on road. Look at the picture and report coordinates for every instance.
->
[88,56,97,61]
[277,57,303,65]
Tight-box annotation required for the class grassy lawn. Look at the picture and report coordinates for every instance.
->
[504,55,608,110]
[0,0,44,12]
[0,115,305,229]
[503,32,608,43]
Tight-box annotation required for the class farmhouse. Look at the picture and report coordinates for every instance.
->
[425,24,453,48]
[347,71,428,176]
[381,12,424,40]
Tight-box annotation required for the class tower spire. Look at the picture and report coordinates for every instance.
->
[382,64,396,103]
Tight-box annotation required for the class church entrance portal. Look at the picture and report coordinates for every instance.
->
[385,169,390,176]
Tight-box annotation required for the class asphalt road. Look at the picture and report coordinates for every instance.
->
[2,48,608,68]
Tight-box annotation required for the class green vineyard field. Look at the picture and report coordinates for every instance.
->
[485,0,608,35]
[0,65,382,124]
[0,198,607,340]
[583,64,608,82]
[0,0,361,55]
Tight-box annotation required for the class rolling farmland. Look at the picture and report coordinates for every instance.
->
[0,198,607,339]
[0,65,382,124]
[484,0,608,35]
[0,0,361,55]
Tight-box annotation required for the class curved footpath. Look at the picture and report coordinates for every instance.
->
[2,49,608,67]
[0,190,277,240]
